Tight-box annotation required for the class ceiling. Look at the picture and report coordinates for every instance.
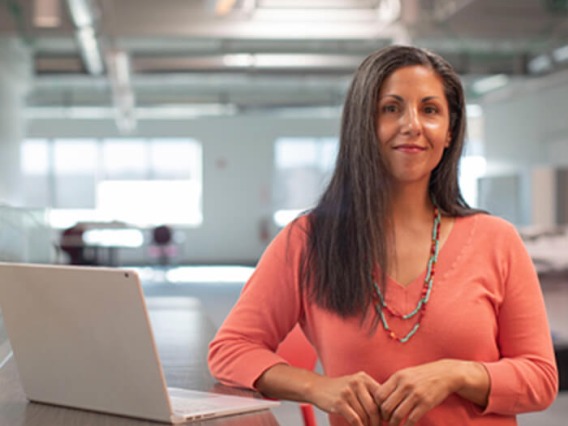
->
[2,0,568,129]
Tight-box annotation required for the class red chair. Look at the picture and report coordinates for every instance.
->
[276,324,318,426]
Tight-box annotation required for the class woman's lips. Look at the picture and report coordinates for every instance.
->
[393,144,426,153]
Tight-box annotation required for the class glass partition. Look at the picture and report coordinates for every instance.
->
[0,205,54,264]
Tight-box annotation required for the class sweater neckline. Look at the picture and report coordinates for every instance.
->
[383,213,478,294]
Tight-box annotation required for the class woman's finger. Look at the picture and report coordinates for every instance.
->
[354,379,381,426]
[384,392,416,426]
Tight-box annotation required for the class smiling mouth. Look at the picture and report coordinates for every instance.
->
[393,145,427,153]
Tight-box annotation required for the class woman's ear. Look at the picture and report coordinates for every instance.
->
[445,132,451,148]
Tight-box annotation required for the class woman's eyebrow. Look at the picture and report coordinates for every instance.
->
[378,94,403,101]
[379,95,443,102]
[422,96,443,102]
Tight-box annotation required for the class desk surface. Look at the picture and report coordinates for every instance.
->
[0,297,280,426]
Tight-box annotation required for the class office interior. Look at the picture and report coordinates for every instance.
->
[1,1,568,425]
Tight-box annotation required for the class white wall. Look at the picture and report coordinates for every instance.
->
[481,71,568,226]
[26,115,340,264]
[483,72,568,171]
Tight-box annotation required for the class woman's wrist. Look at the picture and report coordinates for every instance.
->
[256,363,323,404]
[301,370,324,405]
[453,360,490,407]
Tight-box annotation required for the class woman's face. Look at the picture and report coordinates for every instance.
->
[376,65,451,187]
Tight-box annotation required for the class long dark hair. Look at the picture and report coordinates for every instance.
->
[301,45,478,317]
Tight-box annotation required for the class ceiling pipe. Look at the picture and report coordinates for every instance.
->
[65,0,104,75]
[106,49,137,134]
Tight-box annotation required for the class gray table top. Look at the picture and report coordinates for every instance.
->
[0,296,280,425]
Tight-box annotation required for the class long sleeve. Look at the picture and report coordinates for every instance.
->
[209,213,559,425]
[208,218,308,389]
[480,221,558,414]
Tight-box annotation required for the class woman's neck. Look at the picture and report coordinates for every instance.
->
[390,184,434,226]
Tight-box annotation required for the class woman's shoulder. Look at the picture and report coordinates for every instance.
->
[269,213,311,250]
[466,211,516,229]
[456,211,521,243]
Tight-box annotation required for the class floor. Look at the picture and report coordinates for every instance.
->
[137,265,568,426]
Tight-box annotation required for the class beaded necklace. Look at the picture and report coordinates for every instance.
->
[372,205,442,343]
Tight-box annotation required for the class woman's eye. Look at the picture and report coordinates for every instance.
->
[424,105,438,114]
[382,104,398,113]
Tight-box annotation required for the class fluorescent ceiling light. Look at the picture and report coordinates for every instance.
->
[253,0,400,23]
[25,104,239,120]
[26,107,112,119]
[527,54,552,74]
[261,0,361,7]
[76,26,104,75]
[471,74,509,94]
[66,0,104,75]
[66,0,96,27]
[377,0,401,23]
[136,104,238,118]
[253,8,381,22]
[223,53,361,68]
[223,54,255,67]
[552,45,568,63]
[107,50,131,87]
[107,50,136,133]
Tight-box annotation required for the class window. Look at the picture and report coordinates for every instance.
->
[21,139,51,207]
[102,139,147,179]
[20,138,203,228]
[459,105,487,207]
[273,137,338,227]
[53,139,98,208]
[97,180,201,226]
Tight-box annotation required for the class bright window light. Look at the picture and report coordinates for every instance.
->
[82,229,144,247]
[102,139,147,178]
[22,138,203,229]
[273,137,338,227]
[274,209,305,227]
[97,180,202,227]
[459,155,487,207]
[54,139,98,174]
[21,139,50,175]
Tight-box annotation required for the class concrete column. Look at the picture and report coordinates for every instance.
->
[0,37,32,205]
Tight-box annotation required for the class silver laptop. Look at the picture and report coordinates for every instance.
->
[0,262,278,424]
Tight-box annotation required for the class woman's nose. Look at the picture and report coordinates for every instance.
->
[400,106,421,136]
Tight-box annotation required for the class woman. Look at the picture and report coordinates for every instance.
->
[208,45,558,426]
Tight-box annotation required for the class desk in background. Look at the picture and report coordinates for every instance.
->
[60,225,144,266]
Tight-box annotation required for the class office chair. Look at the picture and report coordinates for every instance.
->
[276,324,318,426]
[149,225,176,266]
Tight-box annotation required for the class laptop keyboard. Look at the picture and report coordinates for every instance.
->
[168,388,223,415]
[170,396,220,414]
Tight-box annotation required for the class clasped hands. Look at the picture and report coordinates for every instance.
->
[307,360,465,426]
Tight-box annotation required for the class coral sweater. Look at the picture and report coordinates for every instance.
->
[208,214,558,425]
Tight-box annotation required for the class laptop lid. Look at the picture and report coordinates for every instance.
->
[0,263,278,424]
